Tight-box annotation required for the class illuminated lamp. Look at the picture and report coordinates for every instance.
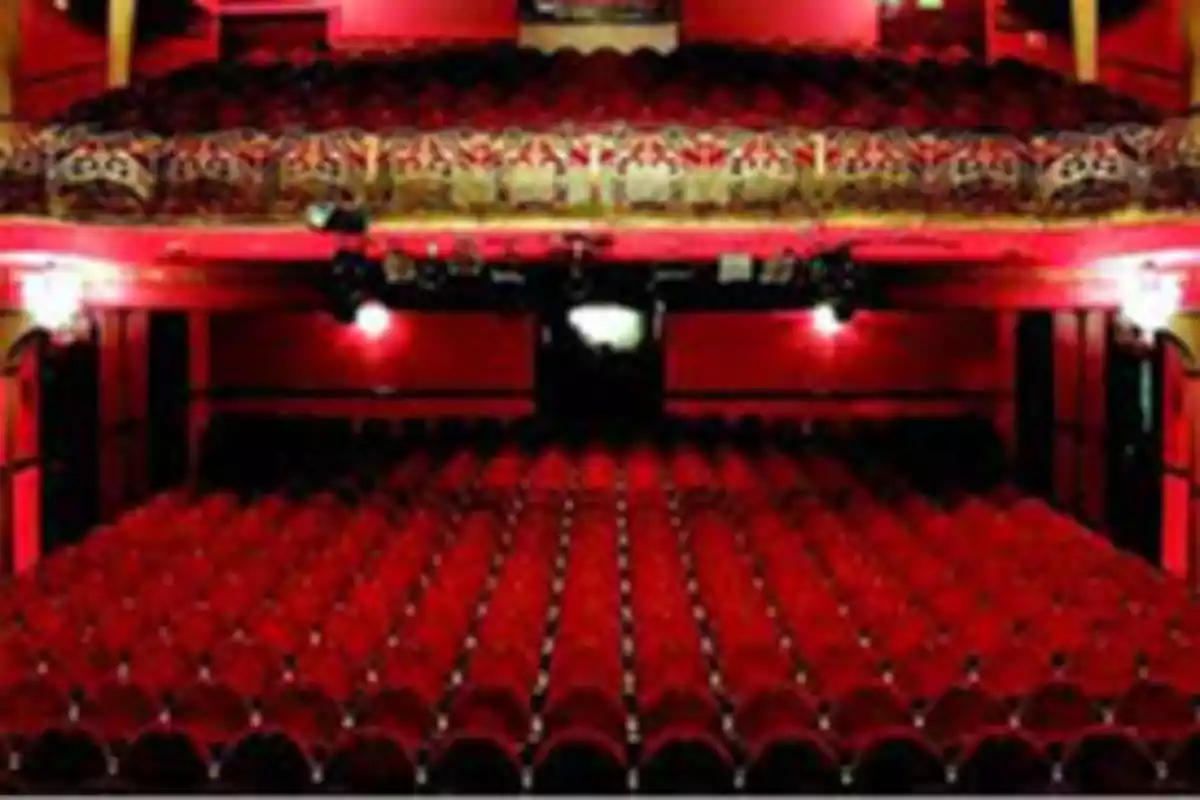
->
[812,303,844,336]
[1119,260,1181,344]
[305,202,369,235]
[22,268,85,336]
[354,301,391,339]
[567,304,646,352]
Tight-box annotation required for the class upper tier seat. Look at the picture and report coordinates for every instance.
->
[60,45,1155,136]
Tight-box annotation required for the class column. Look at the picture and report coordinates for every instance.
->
[1189,0,1200,106]
[97,310,149,522]
[107,0,137,90]
[0,315,42,576]
[0,0,18,128]
[187,312,210,484]
[1052,311,1083,513]
[1070,0,1098,83]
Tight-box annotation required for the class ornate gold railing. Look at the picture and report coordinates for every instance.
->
[1,120,1199,223]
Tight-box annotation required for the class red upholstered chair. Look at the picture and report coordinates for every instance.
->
[921,685,1008,753]
[533,728,628,794]
[852,730,947,793]
[121,727,210,792]
[1016,680,1101,744]
[169,681,254,751]
[1062,727,1159,793]
[18,726,110,791]
[259,683,344,755]
[1113,680,1194,748]
[955,729,1052,794]
[324,730,416,794]
[220,730,313,793]
[80,680,159,747]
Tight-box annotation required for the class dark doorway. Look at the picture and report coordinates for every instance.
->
[40,331,99,555]
[148,312,190,493]
[536,299,664,431]
[1015,311,1054,497]
[1106,329,1163,564]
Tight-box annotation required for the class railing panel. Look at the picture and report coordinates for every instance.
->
[7,119,1200,223]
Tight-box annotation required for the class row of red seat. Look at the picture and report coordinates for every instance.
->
[63,46,1151,135]
[0,442,1197,791]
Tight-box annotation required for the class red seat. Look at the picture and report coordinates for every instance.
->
[324,731,416,794]
[852,731,946,792]
[1063,727,1158,793]
[260,684,344,750]
[81,681,158,744]
[170,681,253,749]
[955,730,1051,793]
[121,727,210,792]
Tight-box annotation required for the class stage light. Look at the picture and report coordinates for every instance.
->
[22,268,84,333]
[568,303,646,352]
[354,301,391,339]
[305,202,369,235]
[812,303,843,336]
[1120,260,1180,343]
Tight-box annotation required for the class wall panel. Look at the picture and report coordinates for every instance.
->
[664,310,1012,419]
[206,311,536,417]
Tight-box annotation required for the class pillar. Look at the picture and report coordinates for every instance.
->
[97,310,149,522]
[107,0,137,90]
[0,315,41,576]
[1051,310,1110,527]
[0,0,18,128]
[1187,0,1200,107]
[187,312,210,484]
[1070,0,1098,83]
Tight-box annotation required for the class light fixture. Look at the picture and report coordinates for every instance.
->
[22,267,85,334]
[305,202,369,235]
[354,301,391,339]
[812,303,843,336]
[567,303,646,352]
[1119,260,1181,343]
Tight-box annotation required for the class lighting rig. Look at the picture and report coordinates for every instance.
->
[306,207,875,332]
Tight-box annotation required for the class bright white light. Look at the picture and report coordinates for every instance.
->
[354,301,391,339]
[812,303,843,336]
[305,203,336,231]
[567,304,645,352]
[22,269,83,332]
[1119,266,1181,342]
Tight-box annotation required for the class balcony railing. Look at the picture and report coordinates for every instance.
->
[1,120,1198,223]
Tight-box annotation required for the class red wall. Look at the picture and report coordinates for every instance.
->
[988,0,1187,112]
[681,0,879,48]
[329,0,518,48]
[206,311,536,418]
[664,310,1014,420]
[16,0,218,122]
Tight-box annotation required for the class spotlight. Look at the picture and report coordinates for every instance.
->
[305,202,370,235]
[354,301,391,339]
[812,303,844,336]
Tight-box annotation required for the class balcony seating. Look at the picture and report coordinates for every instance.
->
[0,433,1198,792]
[3,44,1193,221]
[59,46,1154,136]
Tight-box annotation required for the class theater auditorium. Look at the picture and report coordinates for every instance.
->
[3,0,1200,793]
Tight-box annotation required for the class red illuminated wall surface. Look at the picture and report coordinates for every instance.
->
[681,0,880,48]
[330,0,518,47]
[205,311,536,418]
[664,311,1015,425]
[16,0,218,121]
[987,0,1187,112]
